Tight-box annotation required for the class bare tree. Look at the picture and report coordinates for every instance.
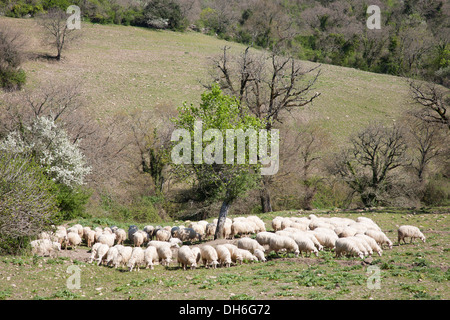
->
[409,80,450,130]
[37,8,80,60]
[331,123,408,207]
[209,45,321,212]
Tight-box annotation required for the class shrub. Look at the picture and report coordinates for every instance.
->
[0,152,60,254]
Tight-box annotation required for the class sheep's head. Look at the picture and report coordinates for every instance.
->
[377,250,383,257]
[420,235,426,243]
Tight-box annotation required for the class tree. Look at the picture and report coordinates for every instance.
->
[0,21,26,90]
[331,123,408,207]
[209,45,321,212]
[0,151,60,254]
[409,80,450,130]
[143,0,185,30]
[37,8,80,60]
[171,84,264,239]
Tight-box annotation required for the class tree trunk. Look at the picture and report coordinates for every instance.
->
[214,198,231,240]
[260,176,273,213]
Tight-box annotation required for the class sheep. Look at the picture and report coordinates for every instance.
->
[335,238,364,259]
[223,244,243,264]
[311,231,337,250]
[191,223,206,238]
[114,228,127,245]
[88,243,102,264]
[200,245,219,268]
[230,221,252,238]
[271,217,283,232]
[215,245,232,267]
[237,237,265,254]
[177,245,197,270]
[144,225,156,239]
[255,231,277,247]
[205,223,216,239]
[171,226,181,238]
[157,245,173,266]
[97,233,115,247]
[178,228,202,243]
[254,249,266,262]
[133,232,144,247]
[191,246,202,265]
[114,246,133,268]
[397,225,426,244]
[222,220,233,239]
[347,236,372,257]
[105,246,119,267]
[237,248,258,263]
[84,229,96,247]
[247,215,266,232]
[55,228,68,248]
[269,235,300,256]
[128,225,138,242]
[155,229,171,242]
[144,246,159,270]
[148,240,179,250]
[128,247,145,272]
[288,233,319,257]
[31,239,61,257]
[355,234,383,256]
[337,226,358,238]
[93,243,110,266]
[365,230,393,249]
[169,237,182,247]
[67,232,82,250]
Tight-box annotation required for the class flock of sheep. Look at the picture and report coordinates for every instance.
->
[30,213,426,272]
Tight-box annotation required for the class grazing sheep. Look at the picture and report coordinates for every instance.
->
[254,249,266,262]
[311,231,337,250]
[155,229,171,242]
[237,248,258,263]
[288,233,319,257]
[31,239,61,257]
[128,247,145,272]
[148,240,178,250]
[144,246,159,270]
[177,245,197,270]
[178,228,202,243]
[128,225,138,242]
[237,237,265,254]
[200,245,219,269]
[223,244,243,264]
[191,246,202,265]
[88,243,102,264]
[95,243,110,266]
[144,225,156,239]
[114,228,127,245]
[247,215,266,232]
[337,226,358,238]
[230,221,250,238]
[271,217,283,232]
[133,232,144,247]
[114,246,133,268]
[215,245,232,267]
[365,230,393,249]
[335,238,364,259]
[269,235,300,257]
[157,245,173,266]
[347,236,372,257]
[105,246,120,267]
[397,225,426,244]
[356,234,383,256]
[84,229,96,247]
[169,237,182,247]
[97,233,116,247]
[255,232,277,246]
[205,223,216,239]
[67,232,82,250]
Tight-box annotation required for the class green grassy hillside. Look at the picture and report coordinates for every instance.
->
[2,17,411,148]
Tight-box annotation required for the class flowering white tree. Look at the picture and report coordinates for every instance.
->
[0,116,91,188]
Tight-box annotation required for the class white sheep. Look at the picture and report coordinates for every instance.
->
[178,228,202,242]
[105,246,119,267]
[215,245,232,267]
[237,248,258,263]
[247,215,266,232]
[365,230,393,249]
[254,249,266,262]
[30,239,61,257]
[337,226,358,238]
[271,217,283,231]
[97,233,116,247]
[94,243,110,266]
[200,245,219,268]
[397,225,426,244]
[355,234,383,256]
[148,240,179,250]
[128,247,145,271]
[155,229,171,242]
[347,236,372,256]
[288,233,319,257]
[311,231,337,250]
[230,221,250,238]
[223,244,243,264]
[133,232,144,247]
[67,232,82,250]
[191,246,202,265]
[114,246,133,268]
[177,245,197,270]
[114,228,127,245]
[237,237,265,254]
[157,245,173,266]
[144,246,159,270]
[205,223,216,239]
[255,231,277,247]
[335,238,364,259]
[269,235,300,256]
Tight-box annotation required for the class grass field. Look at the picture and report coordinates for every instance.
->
[1,209,448,300]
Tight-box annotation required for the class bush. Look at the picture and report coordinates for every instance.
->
[142,0,186,31]
[100,194,164,223]
[0,68,26,91]
[0,152,60,254]
[55,184,92,220]
[421,175,450,206]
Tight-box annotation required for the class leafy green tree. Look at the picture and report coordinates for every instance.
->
[171,84,264,238]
